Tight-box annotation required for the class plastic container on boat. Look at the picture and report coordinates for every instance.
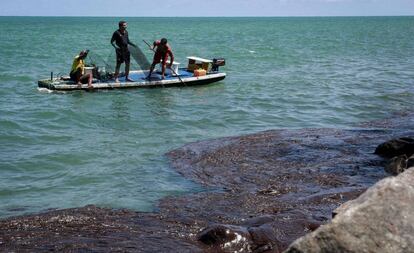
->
[157,60,180,76]
[194,69,206,77]
[84,67,95,76]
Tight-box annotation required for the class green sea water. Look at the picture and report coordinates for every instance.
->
[0,16,413,218]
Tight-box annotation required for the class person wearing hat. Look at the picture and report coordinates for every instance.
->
[111,20,137,82]
[146,38,174,80]
[69,50,93,89]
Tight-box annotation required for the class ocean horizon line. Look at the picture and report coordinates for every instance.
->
[0,15,413,18]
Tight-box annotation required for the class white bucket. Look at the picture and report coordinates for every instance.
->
[84,67,95,76]
[157,61,180,76]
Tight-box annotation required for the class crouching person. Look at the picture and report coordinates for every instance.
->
[70,50,93,89]
[146,38,174,80]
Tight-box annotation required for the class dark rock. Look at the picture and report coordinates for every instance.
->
[384,154,407,175]
[284,168,414,253]
[242,215,275,227]
[197,222,282,253]
[407,154,414,169]
[0,205,203,252]
[248,224,282,253]
[305,222,321,232]
[197,224,252,252]
[375,137,414,158]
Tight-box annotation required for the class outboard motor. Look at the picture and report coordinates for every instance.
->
[212,58,225,72]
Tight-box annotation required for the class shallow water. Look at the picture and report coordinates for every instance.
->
[0,16,413,218]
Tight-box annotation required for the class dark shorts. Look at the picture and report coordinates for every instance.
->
[70,69,89,84]
[116,48,130,64]
[152,52,168,65]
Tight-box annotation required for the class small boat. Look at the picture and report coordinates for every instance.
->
[38,56,226,91]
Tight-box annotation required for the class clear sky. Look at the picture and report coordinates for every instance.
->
[0,0,413,17]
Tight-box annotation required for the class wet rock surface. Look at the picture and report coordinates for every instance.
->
[375,137,414,175]
[385,154,407,175]
[374,137,414,158]
[1,112,413,252]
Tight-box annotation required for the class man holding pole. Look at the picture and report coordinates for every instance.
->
[145,38,174,80]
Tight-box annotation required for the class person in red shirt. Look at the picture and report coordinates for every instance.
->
[146,38,174,80]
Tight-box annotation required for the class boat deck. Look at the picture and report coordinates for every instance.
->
[128,69,193,81]
[38,69,226,91]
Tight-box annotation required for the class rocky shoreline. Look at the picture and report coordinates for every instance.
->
[1,112,413,252]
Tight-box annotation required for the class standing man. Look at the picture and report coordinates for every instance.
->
[111,21,137,82]
[146,38,174,80]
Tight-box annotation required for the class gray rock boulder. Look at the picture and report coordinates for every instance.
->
[284,167,414,253]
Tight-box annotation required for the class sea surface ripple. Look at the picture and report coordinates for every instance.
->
[0,16,413,218]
